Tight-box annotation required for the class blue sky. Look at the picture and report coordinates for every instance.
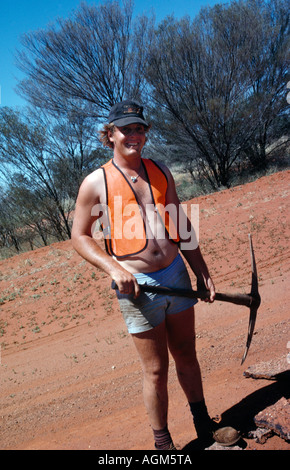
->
[0,0,228,108]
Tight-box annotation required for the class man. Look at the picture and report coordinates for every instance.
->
[71,99,216,450]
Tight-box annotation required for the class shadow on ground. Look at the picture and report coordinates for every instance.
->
[183,372,290,451]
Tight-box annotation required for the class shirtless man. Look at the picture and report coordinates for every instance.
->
[71,100,216,450]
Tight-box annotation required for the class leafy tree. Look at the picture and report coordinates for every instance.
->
[238,0,290,169]
[0,106,104,246]
[146,0,289,188]
[16,0,154,117]
[4,0,289,216]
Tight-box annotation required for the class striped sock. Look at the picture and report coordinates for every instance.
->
[153,425,174,450]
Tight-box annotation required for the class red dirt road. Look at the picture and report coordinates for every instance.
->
[0,170,289,450]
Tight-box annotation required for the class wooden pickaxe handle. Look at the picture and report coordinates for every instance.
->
[111,281,259,308]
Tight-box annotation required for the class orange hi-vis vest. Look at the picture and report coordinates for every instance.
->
[101,158,180,258]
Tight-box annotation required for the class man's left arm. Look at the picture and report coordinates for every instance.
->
[163,164,216,302]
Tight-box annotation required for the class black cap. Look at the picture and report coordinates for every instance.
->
[108,100,148,127]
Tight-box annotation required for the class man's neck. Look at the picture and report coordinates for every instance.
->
[113,154,142,172]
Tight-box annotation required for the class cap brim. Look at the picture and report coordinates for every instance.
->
[111,116,149,127]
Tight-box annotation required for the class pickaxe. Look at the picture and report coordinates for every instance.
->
[112,234,261,364]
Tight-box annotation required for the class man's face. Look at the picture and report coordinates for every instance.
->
[108,123,147,160]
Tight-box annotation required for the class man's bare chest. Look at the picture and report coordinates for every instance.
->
[130,177,154,208]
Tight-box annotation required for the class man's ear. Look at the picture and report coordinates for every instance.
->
[108,129,115,147]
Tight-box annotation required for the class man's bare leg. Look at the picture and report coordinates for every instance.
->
[167,306,214,439]
[166,307,204,402]
[132,321,176,448]
[132,321,169,430]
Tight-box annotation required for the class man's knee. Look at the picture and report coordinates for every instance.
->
[143,361,169,387]
[170,338,196,363]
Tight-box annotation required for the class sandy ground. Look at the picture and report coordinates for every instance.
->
[0,170,289,451]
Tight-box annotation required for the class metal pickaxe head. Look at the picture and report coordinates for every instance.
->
[240,234,261,364]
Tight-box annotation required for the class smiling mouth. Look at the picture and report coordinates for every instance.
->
[126,142,139,148]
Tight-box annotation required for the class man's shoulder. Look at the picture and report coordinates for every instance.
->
[78,167,106,201]
[83,167,105,185]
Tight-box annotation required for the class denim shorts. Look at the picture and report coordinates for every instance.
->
[116,254,197,334]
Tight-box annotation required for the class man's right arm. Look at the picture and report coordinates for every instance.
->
[71,171,140,297]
